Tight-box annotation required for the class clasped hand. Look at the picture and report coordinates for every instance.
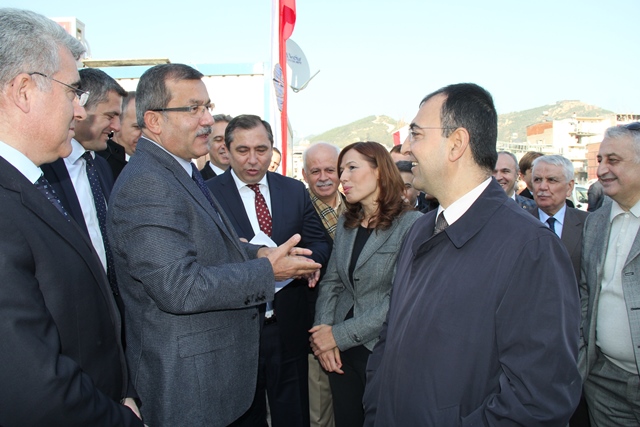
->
[257,234,321,286]
[309,324,344,374]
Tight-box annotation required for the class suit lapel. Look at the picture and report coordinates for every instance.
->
[625,223,640,268]
[335,225,358,289]
[267,173,285,244]
[355,222,398,270]
[560,208,582,256]
[592,205,613,284]
[0,160,115,313]
[42,159,89,236]
[215,171,255,240]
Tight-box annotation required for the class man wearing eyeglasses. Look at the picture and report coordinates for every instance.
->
[107,63,322,427]
[0,8,143,426]
[363,83,581,426]
[580,122,640,426]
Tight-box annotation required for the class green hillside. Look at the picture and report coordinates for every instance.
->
[304,101,614,149]
[309,115,405,149]
[498,100,613,142]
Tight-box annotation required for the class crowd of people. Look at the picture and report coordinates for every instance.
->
[1,7,639,427]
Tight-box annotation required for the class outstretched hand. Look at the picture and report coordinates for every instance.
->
[258,234,321,281]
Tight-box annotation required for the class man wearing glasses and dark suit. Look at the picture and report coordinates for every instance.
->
[107,63,322,427]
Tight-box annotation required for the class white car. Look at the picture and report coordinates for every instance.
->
[571,185,588,211]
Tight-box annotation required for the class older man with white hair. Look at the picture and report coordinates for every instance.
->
[580,122,640,426]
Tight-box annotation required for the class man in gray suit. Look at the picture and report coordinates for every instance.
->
[580,122,640,426]
[107,63,321,427]
[528,154,589,279]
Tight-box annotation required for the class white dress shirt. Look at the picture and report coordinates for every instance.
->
[537,204,566,238]
[0,140,42,183]
[437,178,492,226]
[230,170,272,237]
[64,139,107,271]
[596,199,640,374]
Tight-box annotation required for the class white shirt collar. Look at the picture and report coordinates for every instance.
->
[0,140,42,184]
[611,199,640,222]
[64,138,88,166]
[538,203,567,225]
[438,177,492,226]
[209,162,226,176]
[143,136,193,177]
[230,169,269,191]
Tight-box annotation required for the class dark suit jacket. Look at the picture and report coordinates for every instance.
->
[108,137,277,427]
[97,138,127,180]
[363,180,581,426]
[0,157,141,426]
[207,169,331,355]
[41,154,115,235]
[528,207,589,280]
[200,161,218,180]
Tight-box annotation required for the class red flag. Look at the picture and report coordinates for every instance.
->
[279,0,295,174]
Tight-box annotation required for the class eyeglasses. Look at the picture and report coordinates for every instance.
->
[408,124,457,142]
[150,103,215,117]
[623,122,640,131]
[29,72,90,107]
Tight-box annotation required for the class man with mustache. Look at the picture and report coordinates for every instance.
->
[107,64,322,427]
[580,122,640,426]
[302,142,345,427]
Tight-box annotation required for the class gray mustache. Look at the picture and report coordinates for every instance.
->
[197,126,212,137]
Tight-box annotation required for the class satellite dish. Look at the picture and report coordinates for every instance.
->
[286,39,320,92]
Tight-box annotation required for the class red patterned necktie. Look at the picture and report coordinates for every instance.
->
[248,184,272,237]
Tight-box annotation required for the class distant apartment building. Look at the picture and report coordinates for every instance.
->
[499,114,638,183]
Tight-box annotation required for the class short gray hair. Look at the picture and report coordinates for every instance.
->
[496,151,519,172]
[532,155,574,182]
[136,63,204,129]
[0,9,85,90]
[303,142,340,172]
[604,124,640,163]
[212,114,233,124]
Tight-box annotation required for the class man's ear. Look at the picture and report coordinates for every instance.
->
[8,74,34,114]
[144,111,162,134]
[448,127,470,163]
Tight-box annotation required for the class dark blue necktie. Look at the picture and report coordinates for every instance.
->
[35,175,70,220]
[191,163,218,213]
[82,151,119,296]
[546,217,557,236]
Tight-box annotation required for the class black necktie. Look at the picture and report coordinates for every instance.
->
[433,212,449,236]
[35,175,70,220]
[546,217,557,236]
[191,163,219,213]
[82,151,119,296]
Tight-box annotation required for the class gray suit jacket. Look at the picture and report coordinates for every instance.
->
[579,200,640,378]
[529,207,589,280]
[314,210,422,351]
[107,137,275,427]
